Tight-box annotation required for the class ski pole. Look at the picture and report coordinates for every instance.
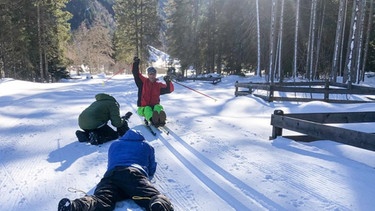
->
[102,69,124,85]
[172,80,217,102]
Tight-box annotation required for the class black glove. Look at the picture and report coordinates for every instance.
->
[133,57,140,64]
[122,111,133,121]
[163,75,171,82]
[117,121,129,136]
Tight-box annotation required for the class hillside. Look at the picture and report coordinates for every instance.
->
[66,0,115,30]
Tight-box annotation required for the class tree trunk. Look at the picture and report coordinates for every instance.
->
[256,0,261,77]
[339,0,349,80]
[277,0,285,82]
[309,0,317,80]
[293,0,300,80]
[306,1,313,80]
[361,0,374,81]
[343,0,361,83]
[314,0,326,80]
[37,2,44,82]
[332,0,346,82]
[268,0,277,83]
[355,0,366,83]
[44,49,49,82]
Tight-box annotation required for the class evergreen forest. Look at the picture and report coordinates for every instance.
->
[0,0,374,84]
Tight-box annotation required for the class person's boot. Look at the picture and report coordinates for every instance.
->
[149,195,174,211]
[76,130,89,142]
[58,198,72,211]
[151,111,160,127]
[150,201,165,211]
[159,111,167,126]
[117,121,129,137]
[89,132,99,145]
[123,111,133,120]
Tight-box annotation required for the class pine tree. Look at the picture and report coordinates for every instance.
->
[165,0,196,73]
[114,0,161,66]
[0,0,33,80]
[36,0,72,81]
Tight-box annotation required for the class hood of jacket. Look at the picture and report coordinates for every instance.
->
[119,129,145,142]
[95,93,117,102]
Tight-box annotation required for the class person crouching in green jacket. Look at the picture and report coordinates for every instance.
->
[75,93,133,145]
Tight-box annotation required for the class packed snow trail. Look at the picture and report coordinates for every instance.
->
[127,106,275,210]
[126,111,240,210]
[157,129,273,210]
[165,128,288,210]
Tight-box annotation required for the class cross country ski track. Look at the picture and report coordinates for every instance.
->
[157,128,278,210]
[132,113,352,211]
[130,109,276,211]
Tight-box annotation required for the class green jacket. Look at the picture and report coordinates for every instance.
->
[78,93,124,130]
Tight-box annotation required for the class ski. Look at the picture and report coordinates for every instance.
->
[144,124,157,136]
[149,124,170,135]
[143,119,170,136]
[157,125,170,135]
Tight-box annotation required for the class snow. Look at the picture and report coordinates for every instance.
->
[1,74,375,211]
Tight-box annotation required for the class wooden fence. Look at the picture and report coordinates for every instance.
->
[270,110,375,151]
[177,76,222,84]
[235,81,375,103]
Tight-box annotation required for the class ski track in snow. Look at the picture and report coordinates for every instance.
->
[159,115,354,211]
[127,106,273,210]
[158,129,273,210]
[125,106,239,210]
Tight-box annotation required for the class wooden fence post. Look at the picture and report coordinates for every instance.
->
[324,80,329,101]
[269,84,274,102]
[235,81,238,96]
[270,109,284,140]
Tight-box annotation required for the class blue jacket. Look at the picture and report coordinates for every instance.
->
[107,129,157,178]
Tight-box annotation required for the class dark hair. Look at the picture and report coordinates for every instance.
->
[147,67,157,74]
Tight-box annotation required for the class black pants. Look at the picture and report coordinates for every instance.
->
[71,167,173,211]
[84,125,119,144]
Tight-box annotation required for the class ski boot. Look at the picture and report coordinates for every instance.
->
[159,111,167,126]
[76,130,89,142]
[58,198,72,211]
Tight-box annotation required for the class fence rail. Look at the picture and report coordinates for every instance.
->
[270,110,375,151]
[235,81,375,103]
[177,76,222,84]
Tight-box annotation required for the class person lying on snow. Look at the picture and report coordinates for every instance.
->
[75,93,133,145]
[58,129,174,211]
[132,57,174,127]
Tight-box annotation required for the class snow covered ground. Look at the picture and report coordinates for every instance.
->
[1,73,375,211]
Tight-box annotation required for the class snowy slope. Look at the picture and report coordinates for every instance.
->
[1,75,375,211]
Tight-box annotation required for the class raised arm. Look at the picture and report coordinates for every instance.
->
[132,57,142,88]
[160,75,174,95]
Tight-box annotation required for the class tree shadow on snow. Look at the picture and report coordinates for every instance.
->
[47,140,99,171]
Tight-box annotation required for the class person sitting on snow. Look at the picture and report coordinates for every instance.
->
[58,129,174,211]
[132,57,174,127]
[75,93,132,145]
